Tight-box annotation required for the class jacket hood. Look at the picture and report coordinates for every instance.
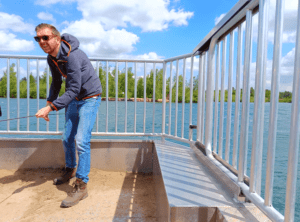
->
[58,34,80,59]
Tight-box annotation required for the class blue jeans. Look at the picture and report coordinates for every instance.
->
[62,96,101,183]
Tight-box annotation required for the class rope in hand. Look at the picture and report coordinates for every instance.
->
[0,113,65,123]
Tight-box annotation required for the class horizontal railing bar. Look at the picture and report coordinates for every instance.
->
[204,153,284,222]
[0,54,164,63]
[163,134,194,145]
[89,58,164,63]
[0,131,163,137]
[164,52,196,63]
[193,0,250,53]
[212,151,249,185]
[207,0,259,48]
[0,55,47,59]
[239,182,284,222]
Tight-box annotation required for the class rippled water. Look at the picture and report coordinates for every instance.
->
[0,98,299,220]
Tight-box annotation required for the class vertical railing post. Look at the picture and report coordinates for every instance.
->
[213,43,221,153]
[134,62,137,133]
[125,62,128,133]
[284,0,300,220]
[7,59,10,131]
[27,59,30,132]
[96,61,99,132]
[233,24,243,169]
[162,62,167,141]
[250,0,270,195]
[181,59,186,138]
[37,59,40,131]
[201,53,206,142]
[17,59,20,132]
[238,10,253,182]
[205,39,216,156]
[168,62,173,135]
[197,54,203,142]
[106,61,109,133]
[143,62,146,134]
[225,32,234,163]
[115,62,118,133]
[265,0,284,207]
[219,38,227,158]
[152,63,156,134]
[189,56,194,139]
[175,60,179,137]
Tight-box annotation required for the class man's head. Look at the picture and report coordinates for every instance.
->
[35,23,61,56]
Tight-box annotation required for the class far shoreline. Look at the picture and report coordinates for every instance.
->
[0,97,292,103]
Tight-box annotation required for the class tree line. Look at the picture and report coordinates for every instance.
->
[0,63,293,103]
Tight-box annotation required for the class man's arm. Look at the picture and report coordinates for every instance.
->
[47,58,62,103]
[35,59,60,121]
[50,53,81,110]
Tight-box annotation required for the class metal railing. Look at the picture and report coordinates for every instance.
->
[0,0,299,221]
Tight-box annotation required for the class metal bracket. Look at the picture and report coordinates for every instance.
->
[189,125,197,141]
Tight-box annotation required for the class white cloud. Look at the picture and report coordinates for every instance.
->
[35,0,76,6]
[247,47,295,92]
[252,0,298,43]
[0,12,35,34]
[34,0,193,59]
[135,52,163,60]
[62,20,139,57]
[0,31,35,52]
[30,60,48,71]
[36,0,193,32]
[30,69,47,78]
[37,12,55,22]
[215,0,298,44]
[117,52,164,76]
[77,0,193,32]
[215,13,226,25]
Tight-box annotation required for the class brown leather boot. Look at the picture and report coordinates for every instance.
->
[53,167,76,185]
[60,178,88,208]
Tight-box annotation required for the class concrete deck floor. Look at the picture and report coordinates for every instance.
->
[0,168,157,222]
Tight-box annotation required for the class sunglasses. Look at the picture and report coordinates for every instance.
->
[34,35,56,42]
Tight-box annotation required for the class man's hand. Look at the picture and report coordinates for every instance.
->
[35,106,52,121]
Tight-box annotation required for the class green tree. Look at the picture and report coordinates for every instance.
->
[20,78,27,98]
[146,70,154,98]
[98,66,106,97]
[265,89,271,102]
[106,69,116,98]
[155,69,163,100]
[171,75,183,102]
[29,74,37,98]
[0,64,18,98]
[137,77,144,98]
[0,74,7,97]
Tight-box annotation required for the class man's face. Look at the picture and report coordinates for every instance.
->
[36,27,60,55]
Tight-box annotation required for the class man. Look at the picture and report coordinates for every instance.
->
[35,23,102,208]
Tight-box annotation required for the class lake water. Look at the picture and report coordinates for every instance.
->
[0,98,299,220]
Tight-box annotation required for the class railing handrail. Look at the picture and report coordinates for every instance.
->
[0,54,164,63]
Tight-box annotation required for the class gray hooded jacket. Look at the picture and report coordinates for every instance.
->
[47,34,102,111]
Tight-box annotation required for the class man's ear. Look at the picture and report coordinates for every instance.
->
[55,36,61,43]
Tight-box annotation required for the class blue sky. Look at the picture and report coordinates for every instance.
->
[0,0,237,58]
[0,0,298,91]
